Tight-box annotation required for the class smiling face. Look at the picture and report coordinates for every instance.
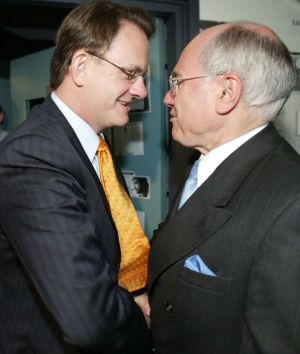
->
[71,20,149,133]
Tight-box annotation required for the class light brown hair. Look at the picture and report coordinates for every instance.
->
[50,0,155,89]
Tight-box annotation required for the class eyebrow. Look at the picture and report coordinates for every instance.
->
[132,65,148,77]
[119,65,147,79]
[133,67,147,75]
[171,70,181,77]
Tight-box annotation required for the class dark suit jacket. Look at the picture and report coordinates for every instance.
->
[0,97,152,354]
[149,124,300,354]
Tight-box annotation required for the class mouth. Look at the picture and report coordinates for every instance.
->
[169,109,177,120]
[118,100,131,112]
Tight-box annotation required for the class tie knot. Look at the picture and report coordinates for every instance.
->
[97,138,109,153]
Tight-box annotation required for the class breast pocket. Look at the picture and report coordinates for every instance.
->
[175,265,234,348]
[176,265,233,322]
[177,266,232,294]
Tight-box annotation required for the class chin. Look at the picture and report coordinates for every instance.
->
[171,128,181,143]
[116,117,129,127]
[172,131,188,147]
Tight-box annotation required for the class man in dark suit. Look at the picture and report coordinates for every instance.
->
[0,1,154,353]
[148,22,300,354]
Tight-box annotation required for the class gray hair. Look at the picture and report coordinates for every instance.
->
[201,23,296,121]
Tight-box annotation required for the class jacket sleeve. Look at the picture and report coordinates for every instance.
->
[239,197,300,354]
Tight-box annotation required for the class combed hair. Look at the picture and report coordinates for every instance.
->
[200,23,296,121]
[50,0,155,89]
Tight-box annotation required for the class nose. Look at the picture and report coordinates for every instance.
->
[164,89,174,107]
[129,76,147,99]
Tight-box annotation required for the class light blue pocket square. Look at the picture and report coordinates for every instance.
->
[184,255,216,276]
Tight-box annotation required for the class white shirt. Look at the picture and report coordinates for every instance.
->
[196,124,267,188]
[51,92,100,176]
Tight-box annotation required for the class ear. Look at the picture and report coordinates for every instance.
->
[215,72,242,115]
[69,49,89,87]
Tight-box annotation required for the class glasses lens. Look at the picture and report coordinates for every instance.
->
[127,72,136,82]
[169,76,177,95]
[128,71,147,83]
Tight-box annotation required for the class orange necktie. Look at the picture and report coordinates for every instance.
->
[97,139,150,292]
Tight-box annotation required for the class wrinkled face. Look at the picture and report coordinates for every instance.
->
[83,21,149,132]
[164,30,224,152]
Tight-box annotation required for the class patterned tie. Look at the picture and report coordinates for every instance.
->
[178,159,200,209]
[97,139,150,292]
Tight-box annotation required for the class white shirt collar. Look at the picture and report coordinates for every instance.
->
[51,92,99,163]
[196,124,267,188]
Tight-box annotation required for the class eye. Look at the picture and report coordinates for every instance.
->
[127,71,138,81]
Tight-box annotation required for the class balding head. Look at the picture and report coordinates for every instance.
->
[164,21,296,153]
[194,22,296,122]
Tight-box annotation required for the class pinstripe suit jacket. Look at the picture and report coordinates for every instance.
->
[0,97,152,354]
[149,124,300,354]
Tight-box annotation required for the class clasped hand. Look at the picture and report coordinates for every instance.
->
[134,292,151,328]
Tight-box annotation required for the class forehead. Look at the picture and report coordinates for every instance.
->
[173,32,209,75]
[173,42,202,76]
[173,24,224,76]
[108,21,148,53]
[103,21,149,71]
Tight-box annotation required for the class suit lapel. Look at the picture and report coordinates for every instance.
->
[42,97,112,214]
[148,199,232,290]
[149,124,283,290]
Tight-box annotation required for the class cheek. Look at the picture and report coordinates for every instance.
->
[176,96,198,126]
[89,85,117,110]
[179,84,215,125]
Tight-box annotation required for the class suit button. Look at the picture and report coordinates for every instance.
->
[163,301,174,313]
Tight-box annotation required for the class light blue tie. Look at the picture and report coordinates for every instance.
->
[178,159,199,209]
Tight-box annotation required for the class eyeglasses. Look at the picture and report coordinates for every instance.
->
[86,51,147,83]
[169,73,225,95]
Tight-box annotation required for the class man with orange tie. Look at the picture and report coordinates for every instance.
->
[0,1,154,354]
